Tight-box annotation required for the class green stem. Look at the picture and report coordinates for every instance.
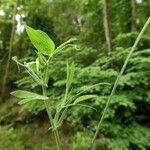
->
[91,17,150,148]
[42,87,62,150]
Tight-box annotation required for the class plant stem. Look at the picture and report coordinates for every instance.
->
[91,17,150,149]
[42,57,62,150]
[42,86,62,150]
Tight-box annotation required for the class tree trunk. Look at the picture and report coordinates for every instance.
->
[102,0,112,52]
[1,0,18,98]
[131,0,136,31]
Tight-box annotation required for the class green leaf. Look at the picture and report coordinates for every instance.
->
[18,98,47,105]
[38,52,47,66]
[18,98,34,105]
[74,95,96,104]
[11,90,48,100]
[25,25,55,56]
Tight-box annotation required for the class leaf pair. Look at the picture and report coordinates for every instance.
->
[11,90,49,105]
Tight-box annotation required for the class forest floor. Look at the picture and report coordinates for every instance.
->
[0,99,73,150]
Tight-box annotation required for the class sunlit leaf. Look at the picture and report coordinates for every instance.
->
[25,25,55,56]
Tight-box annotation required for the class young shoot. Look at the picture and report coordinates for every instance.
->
[11,25,110,150]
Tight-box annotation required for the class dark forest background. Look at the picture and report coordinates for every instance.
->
[0,0,150,149]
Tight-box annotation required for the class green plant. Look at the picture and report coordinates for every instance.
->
[91,17,150,149]
[11,25,107,150]
[0,125,24,150]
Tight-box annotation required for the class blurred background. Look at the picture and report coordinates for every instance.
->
[0,0,150,149]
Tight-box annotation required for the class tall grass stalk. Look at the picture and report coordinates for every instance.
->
[91,17,150,148]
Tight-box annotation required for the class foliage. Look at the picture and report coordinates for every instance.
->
[11,32,150,150]
[11,25,100,150]
[0,0,150,149]
[0,125,24,150]
[0,124,57,150]
[70,132,93,150]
